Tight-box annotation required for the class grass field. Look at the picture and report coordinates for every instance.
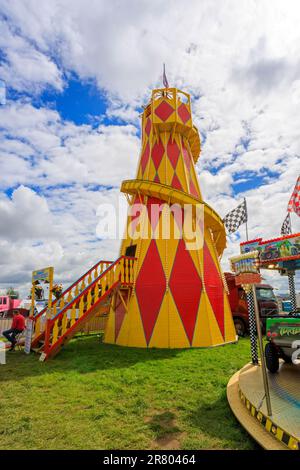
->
[0,336,258,450]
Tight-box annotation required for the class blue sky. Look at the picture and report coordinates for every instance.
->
[0,0,299,296]
[40,78,107,126]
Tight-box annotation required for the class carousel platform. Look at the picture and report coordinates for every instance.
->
[227,362,300,450]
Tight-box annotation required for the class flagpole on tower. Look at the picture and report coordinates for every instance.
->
[163,63,169,89]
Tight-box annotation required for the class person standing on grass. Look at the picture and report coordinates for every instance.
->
[2,311,26,351]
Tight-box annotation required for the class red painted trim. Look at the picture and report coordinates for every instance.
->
[260,254,300,264]
[258,232,300,245]
[43,256,136,355]
[240,238,262,246]
[240,232,300,247]
[31,331,45,349]
[33,259,113,322]
[44,282,120,359]
[48,257,131,326]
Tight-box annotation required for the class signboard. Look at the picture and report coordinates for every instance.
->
[230,250,260,274]
[230,251,261,287]
[24,318,33,354]
[266,317,300,341]
[32,267,53,283]
[234,273,261,286]
[240,233,300,264]
[30,266,54,318]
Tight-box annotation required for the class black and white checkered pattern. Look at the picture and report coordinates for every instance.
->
[288,272,297,313]
[281,213,291,235]
[223,199,247,234]
[246,291,258,364]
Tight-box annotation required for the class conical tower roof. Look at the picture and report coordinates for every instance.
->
[104,86,236,348]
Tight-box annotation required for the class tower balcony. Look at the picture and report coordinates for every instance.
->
[142,88,201,163]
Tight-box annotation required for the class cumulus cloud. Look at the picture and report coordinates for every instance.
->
[0,184,123,296]
[0,185,56,241]
[0,19,63,93]
[0,0,300,295]
[0,101,140,189]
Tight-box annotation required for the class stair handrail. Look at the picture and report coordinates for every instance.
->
[32,259,113,322]
[47,255,136,328]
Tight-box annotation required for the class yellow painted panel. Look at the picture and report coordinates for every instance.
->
[156,153,166,185]
[125,293,147,347]
[164,153,175,187]
[192,294,212,347]
[171,209,183,241]
[156,233,179,282]
[147,158,157,183]
[134,237,151,279]
[156,131,168,180]
[201,293,224,346]
[175,152,188,193]
[149,295,169,348]
[151,202,165,241]
[168,291,190,348]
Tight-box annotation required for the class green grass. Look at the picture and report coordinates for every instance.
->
[0,336,258,450]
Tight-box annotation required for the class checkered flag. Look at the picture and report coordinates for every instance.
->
[223,199,247,234]
[281,213,291,235]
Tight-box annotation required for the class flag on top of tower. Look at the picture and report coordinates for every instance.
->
[287,175,300,217]
[223,199,248,234]
[281,213,292,235]
[163,63,169,88]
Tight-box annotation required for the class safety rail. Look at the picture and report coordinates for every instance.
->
[42,256,136,359]
[32,259,113,344]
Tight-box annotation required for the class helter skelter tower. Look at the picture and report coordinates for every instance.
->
[104,86,236,348]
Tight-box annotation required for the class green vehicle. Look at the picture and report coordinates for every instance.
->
[265,316,300,373]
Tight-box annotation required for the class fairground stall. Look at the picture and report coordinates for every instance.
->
[227,232,300,450]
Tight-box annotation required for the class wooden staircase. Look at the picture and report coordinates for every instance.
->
[31,256,136,360]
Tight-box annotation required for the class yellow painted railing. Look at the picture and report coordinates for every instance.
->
[32,259,112,345]
[43,256,135,359]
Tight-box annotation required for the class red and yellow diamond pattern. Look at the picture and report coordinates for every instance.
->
[104,88,236,348]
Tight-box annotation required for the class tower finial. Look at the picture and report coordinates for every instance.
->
[163,63,169,88]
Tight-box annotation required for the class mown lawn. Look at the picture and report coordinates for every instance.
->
[0,336,258,450]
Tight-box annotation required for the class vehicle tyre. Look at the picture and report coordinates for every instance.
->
[265,342,279,373]
[234,319,246,337]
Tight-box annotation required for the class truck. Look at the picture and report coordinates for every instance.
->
[265,316,300,372]
[0,295,29,318]
[225,272,279,336]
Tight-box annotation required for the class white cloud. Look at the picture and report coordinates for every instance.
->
[0,184,123,297]
[0,0,300,295]
[0,185,56,241]
[0,19,63,93]
[0,101,140,188]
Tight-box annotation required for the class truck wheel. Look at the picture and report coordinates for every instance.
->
[234,319,246,337]
[265,342,279,373]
